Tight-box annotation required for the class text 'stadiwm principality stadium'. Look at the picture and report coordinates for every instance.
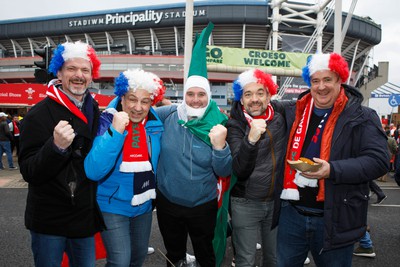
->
[0,0,385,115]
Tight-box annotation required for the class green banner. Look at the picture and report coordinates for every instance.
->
[206,45,310,72]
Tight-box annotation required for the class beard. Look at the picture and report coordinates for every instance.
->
[246,102,266,116]
[66,78,88,96]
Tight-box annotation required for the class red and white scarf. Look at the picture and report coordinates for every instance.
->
[281,89,348,202]
[119,119,152,173]
[242,103,274,127]
[119,119,156,206]
[12,121,20,136]
[46,83,88,124]
[281,98,314,201]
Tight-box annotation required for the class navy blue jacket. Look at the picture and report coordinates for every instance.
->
[274,84,390,251]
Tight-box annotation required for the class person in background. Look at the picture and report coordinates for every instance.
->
[8,114,20,156]
[378,127,397,180]
[155,23,232,267]
[18,41,105,267]
[0,112,17,170]
[226,68,284,267]
[276,53,389,267]
[84,69,166,267]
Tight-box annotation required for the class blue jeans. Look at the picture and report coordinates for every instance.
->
[0,141,14,168]
[101,211,152,267]
[277,201,354,267]
[30,231,95,267]
[231,197,277,267]
[359,231,373,248]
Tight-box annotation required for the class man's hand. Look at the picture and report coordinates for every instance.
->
[209,124,228,150]
[248,119,267,144]
[112,111,130,133]
[300,158,330,179]
[53,120,75,150]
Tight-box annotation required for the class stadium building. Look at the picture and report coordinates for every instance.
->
[0,0,385,116]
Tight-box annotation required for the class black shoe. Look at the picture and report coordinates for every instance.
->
[9,166,18,170]
[372,195,387,205]
[353,246,376,258]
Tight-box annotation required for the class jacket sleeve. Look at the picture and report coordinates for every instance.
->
[154,105,176,123]
[211,143,232,177]
[330,110,390,184]
[226,120,259,181]
[18,111,73,185]
[84,123,126,181]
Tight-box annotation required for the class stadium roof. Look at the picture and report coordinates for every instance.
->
[371,82,400,98]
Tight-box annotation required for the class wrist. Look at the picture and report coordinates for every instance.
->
[248,138,257,146]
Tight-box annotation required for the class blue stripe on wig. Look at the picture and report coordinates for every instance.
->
[114,72,129,97]
[232,79,243,101]
[48,44,65,76]
[301,55,313,87]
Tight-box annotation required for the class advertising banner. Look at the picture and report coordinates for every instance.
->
[206,45,309,72]
[0,84,113,108]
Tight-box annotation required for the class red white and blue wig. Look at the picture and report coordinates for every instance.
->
[302,53,349,87]
[114,69,166,105]
[48,41,101,79]
[232,69,278,101]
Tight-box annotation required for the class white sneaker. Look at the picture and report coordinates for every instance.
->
[147,247,155,255]
[186,253,196,263]
[304,257,310,265]
[256,243,261,250]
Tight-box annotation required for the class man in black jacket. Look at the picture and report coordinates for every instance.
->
[226,69,287,267]
[276,53,389,267]
[19,41,105,267]
[0,112,17,169]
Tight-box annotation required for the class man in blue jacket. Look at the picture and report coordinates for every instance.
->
[84,69,166,267]
[276,53,390,267]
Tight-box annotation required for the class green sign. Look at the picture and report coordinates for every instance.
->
[206,45,310,72]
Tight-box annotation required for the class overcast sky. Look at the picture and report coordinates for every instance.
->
[1,0,398,85]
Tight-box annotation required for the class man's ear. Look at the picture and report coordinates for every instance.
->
[240,98,243,105]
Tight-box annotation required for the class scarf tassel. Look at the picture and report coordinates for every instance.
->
[294,172,318,188]
[280,188,300,201]
[119,161,152,173]
[131,189,156,206]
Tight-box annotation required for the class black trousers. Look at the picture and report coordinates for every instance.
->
[156,190,217,267]
[369,180,385,199]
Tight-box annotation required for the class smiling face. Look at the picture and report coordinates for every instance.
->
[310,70,341,109]
[121,88,152,123]
[240,82,270,116]
[57,58,93,101]
[185,87,208,109]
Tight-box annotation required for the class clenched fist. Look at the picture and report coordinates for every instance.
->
[53,120,75,150]
[112,111,130,133]
[248,119,266,144]
[209,124,227,150]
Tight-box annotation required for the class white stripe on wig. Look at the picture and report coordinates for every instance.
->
[308,54,330,76]
[62,41,90,62]
[123,69,161,98]
[237,69,258,88]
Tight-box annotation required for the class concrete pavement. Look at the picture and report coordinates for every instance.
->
[2,154,399,266]
[0,155,27,189]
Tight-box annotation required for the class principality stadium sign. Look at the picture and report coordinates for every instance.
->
[68,9,206,27]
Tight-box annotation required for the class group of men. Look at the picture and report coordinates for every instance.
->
[18,26,389,267]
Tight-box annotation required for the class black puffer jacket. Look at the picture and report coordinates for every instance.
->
[19,94,105,238]
[226,101,289,201]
